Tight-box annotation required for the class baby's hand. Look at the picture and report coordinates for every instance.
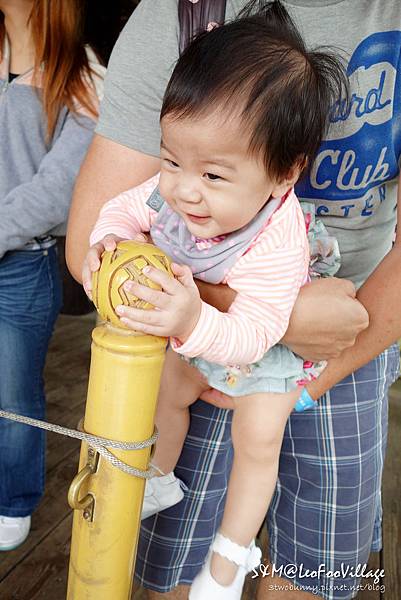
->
[116,262,201,341]
[82,233,147,299]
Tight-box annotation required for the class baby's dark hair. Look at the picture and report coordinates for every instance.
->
[161,1,348,181]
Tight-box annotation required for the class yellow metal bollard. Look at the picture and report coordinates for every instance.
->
[67,241,172,600]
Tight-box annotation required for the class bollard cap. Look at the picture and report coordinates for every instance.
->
[92,241,173,329]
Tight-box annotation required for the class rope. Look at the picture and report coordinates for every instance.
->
[0,410,158,479]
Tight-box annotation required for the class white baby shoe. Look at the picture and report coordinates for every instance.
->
[189,532,262,599]
[0,515,31,551]
[141,471,186,520]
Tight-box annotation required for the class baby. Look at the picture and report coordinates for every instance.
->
[83,4,346,599]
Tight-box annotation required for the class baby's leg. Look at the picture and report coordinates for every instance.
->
[211,388,300,585]
[152,348,209,474]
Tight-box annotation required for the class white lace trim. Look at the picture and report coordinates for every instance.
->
[212,532,262,572]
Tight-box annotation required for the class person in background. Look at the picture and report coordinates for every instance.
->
[66,0,401,599]
[0,0,135,551]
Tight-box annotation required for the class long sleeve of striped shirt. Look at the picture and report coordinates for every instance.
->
[172,192,309,365]
[89,174,160,245]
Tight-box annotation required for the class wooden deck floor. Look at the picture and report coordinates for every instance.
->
[0,313,399,600]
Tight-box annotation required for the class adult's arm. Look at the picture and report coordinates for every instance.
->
[0,112,96,259]
[66,0,178,280]
[306,181,401,399]
[195,276,369,361]
[65,134,159,281]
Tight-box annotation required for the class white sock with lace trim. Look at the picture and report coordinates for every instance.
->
[189,531,262,599]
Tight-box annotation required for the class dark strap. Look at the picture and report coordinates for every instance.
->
[178,0,227,55]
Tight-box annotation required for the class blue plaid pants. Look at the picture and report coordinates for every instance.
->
[135,344,400,600]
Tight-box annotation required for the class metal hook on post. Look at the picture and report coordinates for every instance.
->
[68,447,99,522]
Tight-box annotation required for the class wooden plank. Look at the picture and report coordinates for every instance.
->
[45,407,83,473]
[132,585,147,599]
[44,313,93,471]
[0,450,78,583]
[243,574,257,599]
[0,513,73,600]
[44,314,95,411]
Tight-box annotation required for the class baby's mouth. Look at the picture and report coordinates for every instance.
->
[186,213,211,223]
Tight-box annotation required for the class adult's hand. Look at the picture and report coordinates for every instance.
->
[199,388,235,410]
[282,277,369,361]
[195,279,236,312]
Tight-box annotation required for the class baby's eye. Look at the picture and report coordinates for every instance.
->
[165,159,179,168]
[204,172,221,181]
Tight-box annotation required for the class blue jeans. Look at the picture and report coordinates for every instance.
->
[0,247,62,517]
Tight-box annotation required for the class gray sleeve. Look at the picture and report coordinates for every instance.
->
[0,113,95,258]
[96,0,180,158]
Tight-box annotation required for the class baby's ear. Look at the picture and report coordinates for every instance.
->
[271,156,307,198]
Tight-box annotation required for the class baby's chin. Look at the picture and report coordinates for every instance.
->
[186,222,224,240]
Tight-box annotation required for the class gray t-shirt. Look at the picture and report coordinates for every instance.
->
[97,0,401,288]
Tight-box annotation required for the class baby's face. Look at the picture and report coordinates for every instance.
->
[159,111,286,239]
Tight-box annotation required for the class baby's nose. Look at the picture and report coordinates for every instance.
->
[176,180,202,204]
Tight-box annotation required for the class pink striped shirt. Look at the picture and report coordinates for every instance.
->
[90,175,309,366]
